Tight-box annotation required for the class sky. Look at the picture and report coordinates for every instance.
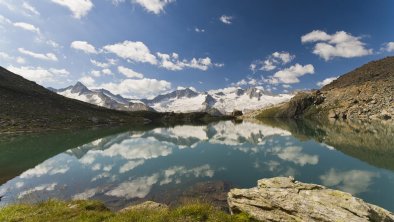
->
[0,0,393,99]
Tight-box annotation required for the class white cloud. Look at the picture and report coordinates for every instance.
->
[102,68,112,75]
[13,22,40,34]
[132,0,174,14]
[71,41,97,54]
[79,76,96,87]
[272,146,319,166]
[382,42,394,52]
[301,30,373,61]
[157,52,220,71]
[22,2,40,16]
[301,30,331,42]
[99,78,171,98]
[46,40,60,48]
[320,169,378,195]
[317,76,338,87]
[51,0,93,19]
[195,27,205,33]
[272,51,294,64]
[271,63,314,84]
[219,15,233,24]
[0,51,13,60]
[0,0,15,11]
[111,0,125,5]
[90,70,101,77]
[106,174,159,198]
[250,51,295,72]
[18,48,58,61]
[91,59,111,68]
[0,52,25,64]
[7,66,69,84]
[118,66,144,79]
[0,15,11,25]
[103,41,158,65]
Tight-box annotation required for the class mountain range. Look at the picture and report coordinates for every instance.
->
[49,83,153,112]
[51,83,293,115]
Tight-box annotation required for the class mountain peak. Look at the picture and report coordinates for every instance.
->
[71,82,90,94]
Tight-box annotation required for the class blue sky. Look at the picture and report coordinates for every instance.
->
[0,0,393,99]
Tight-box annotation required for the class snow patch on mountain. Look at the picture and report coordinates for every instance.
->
[52,82,293,114]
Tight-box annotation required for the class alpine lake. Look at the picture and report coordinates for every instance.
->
[0,119,393,212]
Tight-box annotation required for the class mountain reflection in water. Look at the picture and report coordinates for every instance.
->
[0,120,393,211]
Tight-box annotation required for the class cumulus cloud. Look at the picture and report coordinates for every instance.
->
[0,51,13,60]
[90,59,116,68]
[103,41,158,65]
[272,146,319,166]
[219,15,233,24]
[382,42,394,52]
[18,48,58,61]
[132,0,174,14]
[79,75,96,87]
[301,30,373,60]
[71,41,97,54]
[13,22,40,34]
[157,52,221,71]
[118,66,144,78]
[250,51,295,72]
[271,63,314,84]
[51,0,93,19]
[99,78,171,98]
[7,65,69,84]
[103,41,221,71]
[317,76,338,87]
[0,51,25,64]
[320,169,378,194]
[22,2,40,16]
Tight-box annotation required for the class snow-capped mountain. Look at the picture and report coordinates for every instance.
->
[142,87,293,115]
[51,82,153,112]
[52,82,293,114]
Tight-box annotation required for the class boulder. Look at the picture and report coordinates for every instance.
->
[228,177,394,222]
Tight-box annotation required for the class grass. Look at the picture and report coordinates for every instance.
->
[0,199,255,222]
[255,105,284,119]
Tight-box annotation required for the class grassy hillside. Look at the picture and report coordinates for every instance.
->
[0,67,147,133]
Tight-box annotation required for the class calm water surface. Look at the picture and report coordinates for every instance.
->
[0,120,393,211]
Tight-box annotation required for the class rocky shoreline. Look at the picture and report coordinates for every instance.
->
[121,177,394,222]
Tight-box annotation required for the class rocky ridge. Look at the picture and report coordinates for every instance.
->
[257,57,394,122]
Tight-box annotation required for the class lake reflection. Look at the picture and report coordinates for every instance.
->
[1,120,394,211]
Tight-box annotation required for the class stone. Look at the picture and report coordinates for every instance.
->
[227,177,394,222]
[120,201,169,212]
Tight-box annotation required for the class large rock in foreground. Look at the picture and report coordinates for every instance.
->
[228,177,394,222]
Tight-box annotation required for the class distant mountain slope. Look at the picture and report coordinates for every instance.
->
[256,56,394,122]
[52,82,153,112]
[143,87,293,115]
[0,67,146,133]
[53,82,293,115]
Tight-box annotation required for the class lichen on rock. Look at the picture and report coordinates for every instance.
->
[228,177,394,222]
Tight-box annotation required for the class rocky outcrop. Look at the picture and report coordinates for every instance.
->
[228,177,394,222]
[256,57,394,122]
